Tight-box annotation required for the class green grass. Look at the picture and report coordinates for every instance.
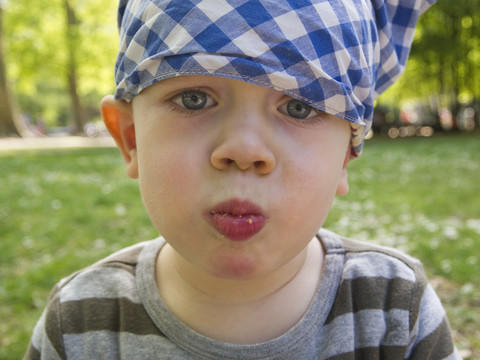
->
[327,133,480,285]
[1,133,479,359]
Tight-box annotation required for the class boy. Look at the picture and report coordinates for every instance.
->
[26,0,461,359]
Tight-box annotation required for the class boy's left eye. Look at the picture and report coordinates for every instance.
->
[279,99,318,120]
[172,90,216,110]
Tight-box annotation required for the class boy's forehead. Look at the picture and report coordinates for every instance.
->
[115,0,434,156]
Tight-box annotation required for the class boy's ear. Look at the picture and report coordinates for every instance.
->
[336,144,351,196]
[100,95,138,179]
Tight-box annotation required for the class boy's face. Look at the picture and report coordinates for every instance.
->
[104,75,351,280]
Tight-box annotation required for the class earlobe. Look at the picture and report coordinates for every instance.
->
[100,95,139,179]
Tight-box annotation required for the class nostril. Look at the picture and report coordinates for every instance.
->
[211,146,275,173]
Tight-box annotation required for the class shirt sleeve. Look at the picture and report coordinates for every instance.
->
[405,264,462,359]
[24,285,66,360]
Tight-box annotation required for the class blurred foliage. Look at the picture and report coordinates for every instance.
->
[3,0,118,127]
[379,0,480,110]
[2,0,480,129]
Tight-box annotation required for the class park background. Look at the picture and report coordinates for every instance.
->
[0,0,479,358]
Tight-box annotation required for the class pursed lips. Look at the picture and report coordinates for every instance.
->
[205,199,267,241]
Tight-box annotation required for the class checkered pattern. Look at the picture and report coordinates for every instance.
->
[115,0,435,156]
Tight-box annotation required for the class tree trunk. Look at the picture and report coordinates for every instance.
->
[450,16,461,128]
[0,7,32,137]
[65,0,85,134]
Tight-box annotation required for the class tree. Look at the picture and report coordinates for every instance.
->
[4,0,117,133]
[0,5,17,136]
[379,0,480,113]
[0,3,33,137]
[64,0,86,134]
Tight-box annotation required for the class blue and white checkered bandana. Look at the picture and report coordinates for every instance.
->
[115,0,435,156]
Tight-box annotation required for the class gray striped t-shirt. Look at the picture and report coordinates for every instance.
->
[25,229,461,359]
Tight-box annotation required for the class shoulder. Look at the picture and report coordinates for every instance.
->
[41,240,157,314]
[343,236,424,283]
[319,229,460,359]
[338,234,430,320]
[319,229,429,326]
[320,228,425,285]
[56,240,151,302]
[26,239,172,359]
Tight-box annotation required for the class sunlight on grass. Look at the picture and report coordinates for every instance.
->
[327,134,480,285]
[0,134,479,359]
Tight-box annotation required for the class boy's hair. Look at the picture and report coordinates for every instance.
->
[114,0,435,156]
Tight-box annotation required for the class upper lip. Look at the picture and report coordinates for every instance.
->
[207,198,264,217]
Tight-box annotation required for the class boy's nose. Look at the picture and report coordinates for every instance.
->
[210,112,276,175]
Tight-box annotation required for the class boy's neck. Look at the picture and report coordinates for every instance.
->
[155,238,324,344]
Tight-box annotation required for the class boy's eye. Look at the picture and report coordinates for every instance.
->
[281,99,316,120]
[172,90,215,110]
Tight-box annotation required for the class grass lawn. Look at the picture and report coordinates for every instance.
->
[1,132,479,359]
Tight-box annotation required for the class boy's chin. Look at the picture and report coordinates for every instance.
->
[209,251,263,280]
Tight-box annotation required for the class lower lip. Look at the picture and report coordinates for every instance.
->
[206,201,267,241]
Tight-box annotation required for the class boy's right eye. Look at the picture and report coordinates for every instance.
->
[172,90,216,110]
[285,100,313,119]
